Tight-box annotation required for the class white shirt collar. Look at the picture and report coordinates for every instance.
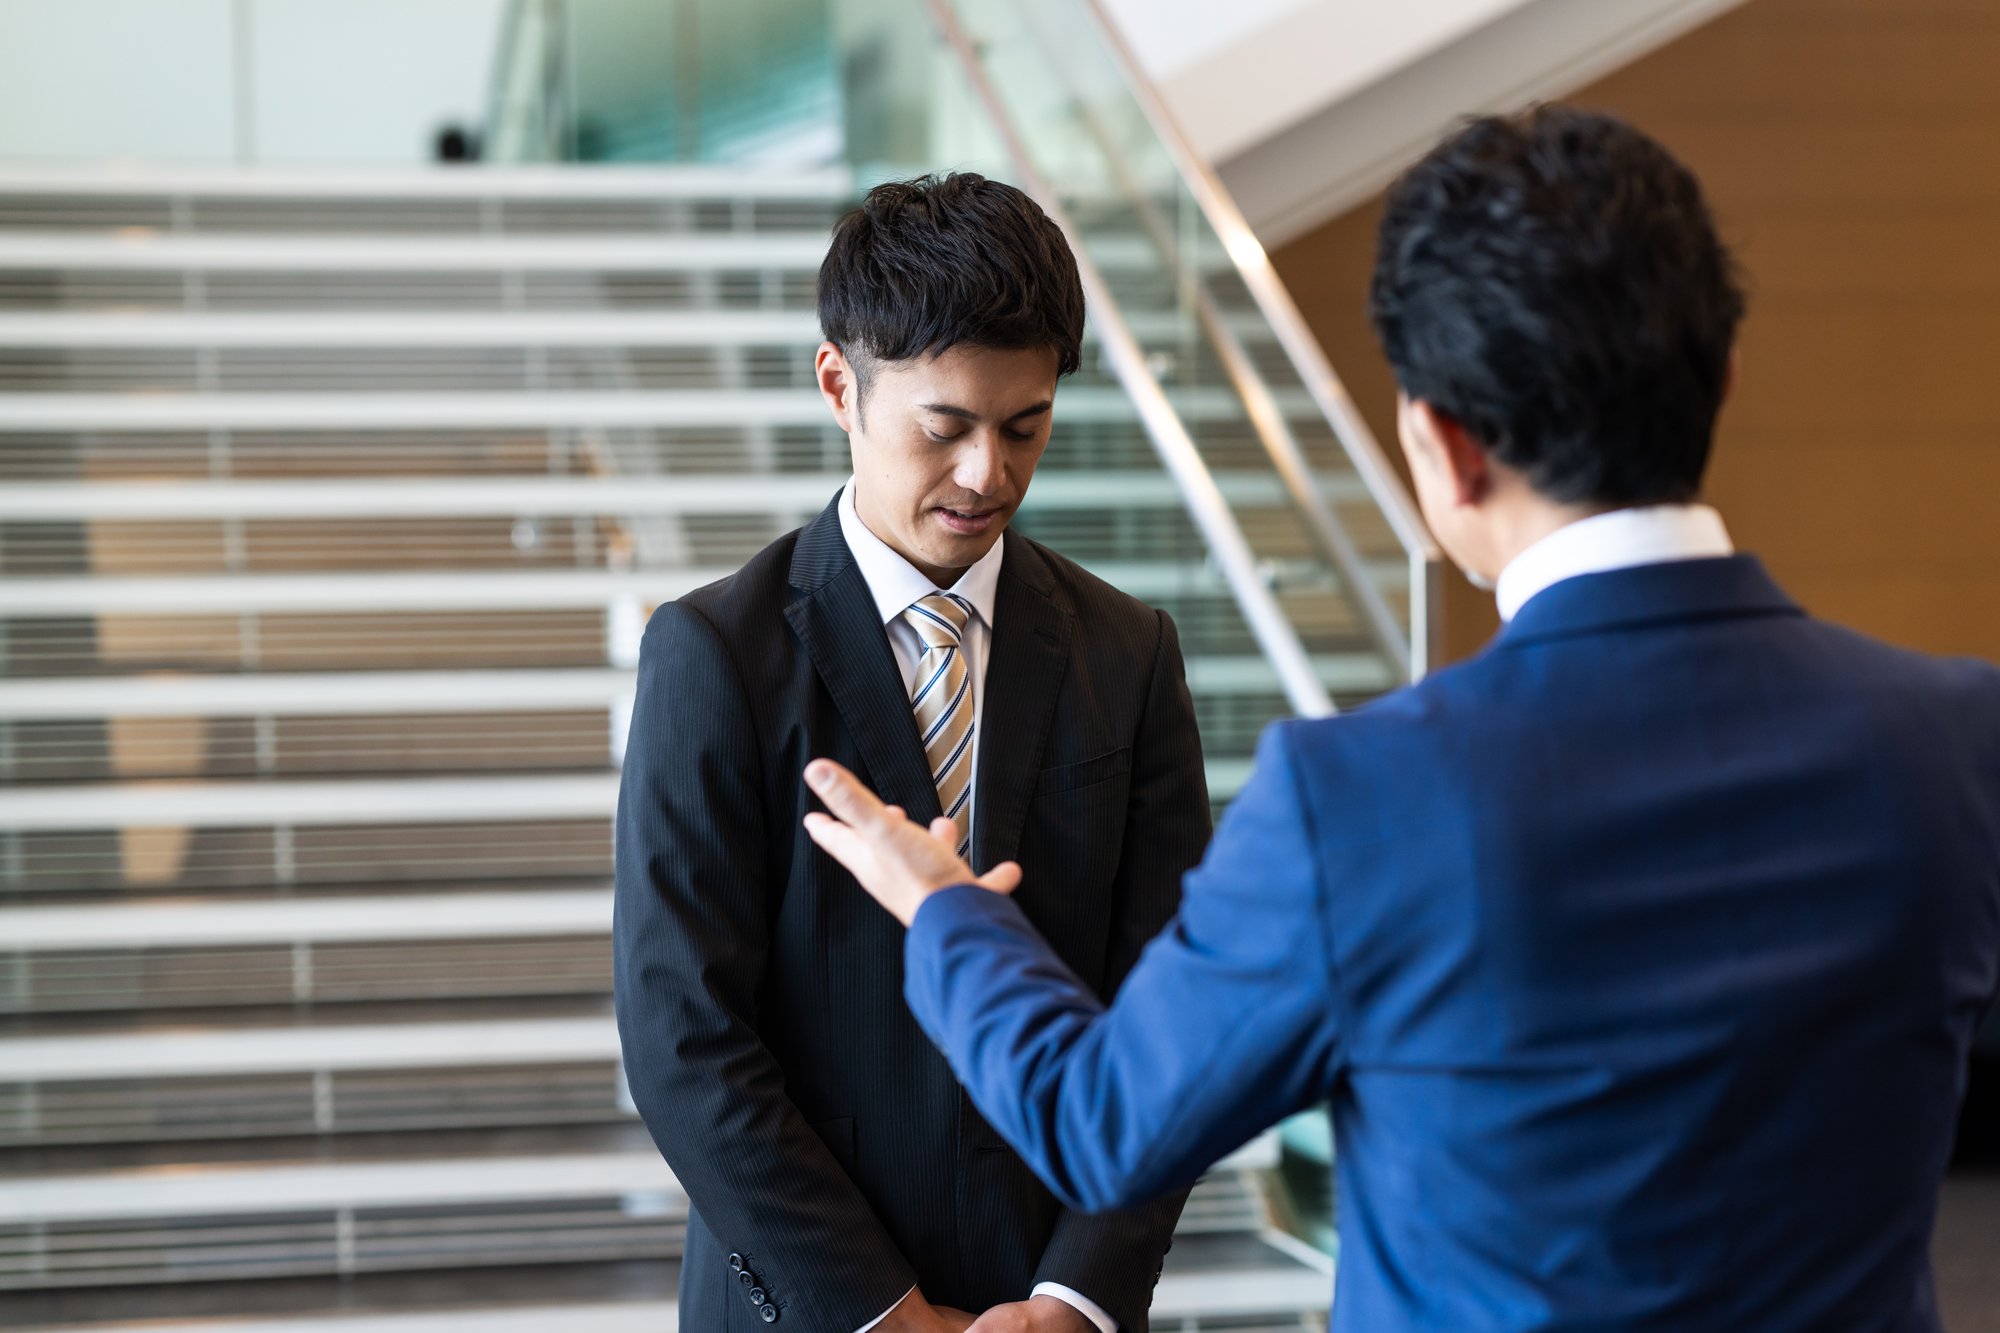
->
[1495,504,1734,622]
[837,477,1003,630]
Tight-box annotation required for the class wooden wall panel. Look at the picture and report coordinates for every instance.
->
[1271,0,2000,663]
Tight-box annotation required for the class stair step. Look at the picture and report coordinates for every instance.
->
[0,308,1277,347]
[0,889,610,950]
[0,760,1285,833]
[24,1261,1332,1333]
[0,1150,679,1226]
[0,231,832,272]
[0,470,1361,520]
[0,894,616,1014]
[0,230,1192,275]
[0,165,855,202]
[0,385,1282,432]
[0,561,1397,617]
[0,653,1388,723]
[0,1017,620,1083]
[0,1138,1279,1228]
[0,670,634,719]
[0,774,620,831]
[0,567,724,614]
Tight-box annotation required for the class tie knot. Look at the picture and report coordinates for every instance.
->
[904,592,970,649]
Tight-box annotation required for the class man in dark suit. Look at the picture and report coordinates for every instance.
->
[804,109,2000,1332]
[613,174,1204,1333]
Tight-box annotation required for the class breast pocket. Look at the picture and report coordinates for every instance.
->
[1018,748,1134,973]
[1031,746,1132,799]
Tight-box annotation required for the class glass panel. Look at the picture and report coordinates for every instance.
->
[474,0,1426,804]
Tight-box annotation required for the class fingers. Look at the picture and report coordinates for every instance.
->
[802,810,869,874]
[805,758,893,831]
[928,816,958,843]
[975,860,1023,895]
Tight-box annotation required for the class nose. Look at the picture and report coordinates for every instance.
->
[953,432,1007,499]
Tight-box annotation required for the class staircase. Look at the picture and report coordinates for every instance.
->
[0,167,1359,1331]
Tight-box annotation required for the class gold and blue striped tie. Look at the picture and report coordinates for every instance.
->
[903,592,975,859]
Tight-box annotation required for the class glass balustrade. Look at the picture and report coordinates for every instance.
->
[485,0,1441,775]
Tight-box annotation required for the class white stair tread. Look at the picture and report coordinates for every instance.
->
[0,164,855,200]
[0,566,728,614]
[0,668,639,719]
[0,470,1359,520]
[0,772,620,830]
[0,308,825,347]
[0,307,1273,347]
[0,888,613,950]
[0,655,1389,721]
[0,668,637,718]
[0,1136,1282,1227]
[0,1016,621,1082]
[0,231,832,272]
[0,385,1274,432]
[0,230,1190,274]
[0,556,1405,617]
[0,1150,681,1225]
[0,758,1276,830]
[21,1263,1329,1333]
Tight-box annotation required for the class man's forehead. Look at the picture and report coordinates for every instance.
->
[878,345,1059,407]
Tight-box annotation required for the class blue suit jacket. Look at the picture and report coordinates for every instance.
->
[903,556,2000,1331]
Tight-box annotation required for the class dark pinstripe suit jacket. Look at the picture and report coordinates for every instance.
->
[613,494,1208,1332]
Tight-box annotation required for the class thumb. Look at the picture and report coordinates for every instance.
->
[974,860,1023,895]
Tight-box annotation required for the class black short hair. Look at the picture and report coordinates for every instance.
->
[818,172,1085,400]
[1369,105,1746,507]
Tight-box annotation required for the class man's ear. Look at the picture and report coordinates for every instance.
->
[1410,399,1492,508]
[815,341,857,434]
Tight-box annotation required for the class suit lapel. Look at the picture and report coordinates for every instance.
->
[972,532,1074,873]
[784,497,944,825]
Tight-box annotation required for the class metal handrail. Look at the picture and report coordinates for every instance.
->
[1014,3,1411,680]
[923,0,1333,718]
[1073,0,1445,676]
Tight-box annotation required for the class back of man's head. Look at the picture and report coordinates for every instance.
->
[1369,106,1746,508]
[818,171,1085,400]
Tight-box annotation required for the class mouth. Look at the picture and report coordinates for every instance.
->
[933,505,1003,536]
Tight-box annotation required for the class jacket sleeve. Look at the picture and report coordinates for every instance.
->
[904,721,1346,1218]
[1029,610,1209,1331]
[614,601,919,1331]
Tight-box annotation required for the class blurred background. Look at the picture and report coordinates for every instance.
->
[0,1,1992,1330]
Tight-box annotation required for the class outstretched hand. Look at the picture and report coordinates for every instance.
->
[802,759,1022,926]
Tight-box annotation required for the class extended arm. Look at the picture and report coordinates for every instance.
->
[803,724,1346,1216]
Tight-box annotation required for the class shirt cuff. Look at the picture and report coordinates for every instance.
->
[1033,1281,1118,1333]
[855,1285,919,1333]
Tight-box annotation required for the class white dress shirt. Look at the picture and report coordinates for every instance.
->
[838,479,1118,1333]
[1495,504,1735,622]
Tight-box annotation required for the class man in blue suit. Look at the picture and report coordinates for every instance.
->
[799,106,2000,1331]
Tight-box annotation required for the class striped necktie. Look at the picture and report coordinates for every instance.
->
[903,592,975,859]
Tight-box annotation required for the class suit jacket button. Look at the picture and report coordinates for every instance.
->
[760,1304,780,1323]
[737,1269,756,1286]
[728,1253,745,1272]
[749,1288,767,1304]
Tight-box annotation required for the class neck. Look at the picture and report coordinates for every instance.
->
[852,493,971,589]
[1479,491,1615,584]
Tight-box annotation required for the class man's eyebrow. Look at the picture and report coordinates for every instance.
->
[918,400,1054,423]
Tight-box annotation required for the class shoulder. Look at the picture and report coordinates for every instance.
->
[1264,651,1504,827]
[1010,531,1167,650]
[650,525,804,650]
[1785,617,2000,732]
